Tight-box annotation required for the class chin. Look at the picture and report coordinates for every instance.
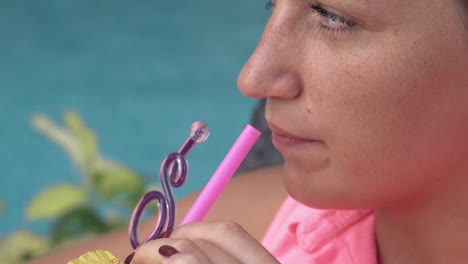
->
[287,189,377,210]
[283,165,379,210]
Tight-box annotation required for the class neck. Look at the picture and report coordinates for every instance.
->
[375,169,468,264]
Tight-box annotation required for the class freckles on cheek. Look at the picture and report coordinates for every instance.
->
[325,64,409,160]
[313,40,419,140]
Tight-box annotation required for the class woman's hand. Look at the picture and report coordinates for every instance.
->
[130,221,280,264]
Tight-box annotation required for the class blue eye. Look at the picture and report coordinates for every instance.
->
[265,0,356,37]
[309,4,353,27]
[309,3,356,36]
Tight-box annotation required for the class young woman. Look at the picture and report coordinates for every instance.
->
[31,0,468,263]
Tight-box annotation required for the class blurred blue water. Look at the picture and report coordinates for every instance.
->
[0,0,269,236]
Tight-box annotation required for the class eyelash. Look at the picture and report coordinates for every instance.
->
[265,0,356,37]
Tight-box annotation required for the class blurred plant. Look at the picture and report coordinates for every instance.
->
[0,231,50,264]
[0,111,157,264]
[0,200,50,264]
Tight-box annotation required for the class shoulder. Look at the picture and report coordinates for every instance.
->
[175,165,287,241]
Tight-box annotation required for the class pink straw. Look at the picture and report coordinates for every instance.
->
[179,124,261,225]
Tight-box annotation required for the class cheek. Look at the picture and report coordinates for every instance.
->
[313,53,413,172]
[307,36,468,204]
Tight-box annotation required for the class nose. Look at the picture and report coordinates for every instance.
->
[237,12,302,100]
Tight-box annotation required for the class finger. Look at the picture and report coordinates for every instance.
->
[131,238,240,264]
[190,238,241,264]
[162,253,200,264]
[164,252,236,264]
[171,221,279,264]
[131,238,206,264]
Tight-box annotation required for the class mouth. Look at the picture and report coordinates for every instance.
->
[268,123,321,150]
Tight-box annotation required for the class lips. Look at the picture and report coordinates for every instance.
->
[268,123,321,150]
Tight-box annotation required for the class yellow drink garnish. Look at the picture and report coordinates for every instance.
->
[67,250,123,264]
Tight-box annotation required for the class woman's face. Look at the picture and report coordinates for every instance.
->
[238,0,468,209]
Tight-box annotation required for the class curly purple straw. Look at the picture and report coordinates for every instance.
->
[128,121,210,249]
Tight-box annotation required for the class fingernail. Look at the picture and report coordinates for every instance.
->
[159,229,173,238]
[158,245,179,258]
[124,252,135,264]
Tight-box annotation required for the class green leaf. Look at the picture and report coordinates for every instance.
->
[51,206,112,245]
[26,184,87,220]
[31,114,85,171]
[92,160,145,203]
[63,111,98,171]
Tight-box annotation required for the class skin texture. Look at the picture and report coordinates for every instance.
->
[29,0,468,263]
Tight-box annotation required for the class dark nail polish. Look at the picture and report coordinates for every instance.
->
[124,252,135,264]
[158,245,179,258]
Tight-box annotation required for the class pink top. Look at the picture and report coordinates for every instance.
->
[261,196,377,263]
